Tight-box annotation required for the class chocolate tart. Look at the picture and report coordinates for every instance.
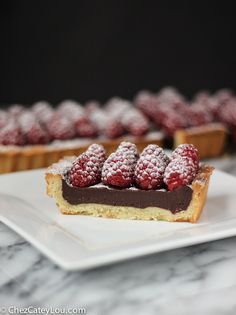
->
[174,123,227,159]
[0,132,163,174]
[45,157,214,223]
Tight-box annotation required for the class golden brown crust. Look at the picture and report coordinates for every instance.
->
[174,123,227,159]
[0,135,163,174]
[45,160,214,223]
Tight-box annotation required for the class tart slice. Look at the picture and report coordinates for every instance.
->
[46,142,214,223]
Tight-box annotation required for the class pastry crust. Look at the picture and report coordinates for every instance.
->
[45,158,214,223]
[0,133,163,174]
[174,123,227,159]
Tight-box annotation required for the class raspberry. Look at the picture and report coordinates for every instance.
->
[121,108,149,136]
[75,118,97,137]
[105,98,131,119]
[134,144,169,190]
[164,156,198,191]
[57,100,84,123]
[157,87,184,104]
[161,112,187,136]
[193,91,211,104]
[104,119,124,139]
[102,143,138,188]
[8,104,25,117]
[32,101,54,125]
[87,143,106,163]
[117,141,138,157]
[84,101,100,114]
[25,123,49,144]
[214,89,233,105]
[187,105,213,126]
[0,110,8,129]
[171,144,199,168]
[47,114,76,140]
[134,91,160,119]
[68,151,103,187]
[0,122,25,146]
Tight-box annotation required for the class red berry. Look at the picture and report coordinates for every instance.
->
[162,112,187,136]
[0,122,25,146]
[187,105,213,126]
[117,141,138,157]
[84,101,100,114]
[87,144,106,163]
[57,100,85,123]
[172,144,199,167]
[104,119,124,139]
[121,109,149,136]
[18,111,49,144]
[105,98,131,119]
[69,152,103,187]
[164,156,198,191]
[134,91,160,119]
[32,101,54,125]
[0,110,8,129]
[135,144,169,190]
[8,104,25,117]
[47,114,76,140]
[25,123,49,144]
[75,118,97,137]
[102,143,138,187]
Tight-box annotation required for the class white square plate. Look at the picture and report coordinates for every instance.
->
[0,169,236,270]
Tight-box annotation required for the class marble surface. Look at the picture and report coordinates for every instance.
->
[0,156,236,315]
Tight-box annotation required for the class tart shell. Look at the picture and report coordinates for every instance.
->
[46,158,214,223]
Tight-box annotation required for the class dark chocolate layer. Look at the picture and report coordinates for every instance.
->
[62,180,193,213]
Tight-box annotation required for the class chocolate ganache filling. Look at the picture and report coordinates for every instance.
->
[62,180,193,213]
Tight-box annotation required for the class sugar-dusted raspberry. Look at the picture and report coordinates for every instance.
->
[193,91,211,104]
[32,101,54,125]
[157,86,185,104]
[102,144,137,188]
[47,114,76,140]
[68,152,103,187]
[8,104,25,117]
[26,123,49,144]
[187,104,213,126]
[134,144,169,190]
[87,143,106,163]
[214,89,233,105]
[0,110,8,129]
[105,97,132,119]
[171,144,199,168]
[218,100,236,128]
[0,121,25,146]
[161,112,187,136]
[75,118,97,138]
[84,100,100,114]
[117,141,138,157]
[104,119,124,139]
[164,156,198,191]
[57,100,84,123]
[121,108,149,136]
[18,111,49,144]
[134,91,160,119]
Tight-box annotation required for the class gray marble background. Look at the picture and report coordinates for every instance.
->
[0,155,236,315]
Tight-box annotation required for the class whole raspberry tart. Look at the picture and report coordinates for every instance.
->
[46,142,214,223]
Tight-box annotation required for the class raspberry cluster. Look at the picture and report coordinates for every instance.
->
[101,142,138,188]
[135,144,169,189]
[1,86,235,146]
[68,144,106,187]
[68,142,200,191]
[164,144,200,191]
